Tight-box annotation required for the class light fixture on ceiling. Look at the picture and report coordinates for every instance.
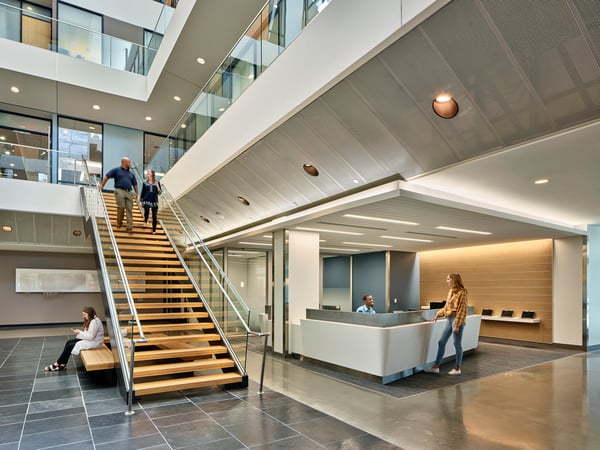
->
[303,164,319,176]
[180,124,187,129]
[196,57,205,64]
[89,126,95,130]
[9,163,14,167]
[432,94,459,119]
[2,225,12,232]
[343,214,419,226]
[0,136,5,140]
[72,230,82,237]
[92,104,100,110]
[534,178,549,185]
[145,116,152,121]
[381,235,433,243]
[218,107,225,112]
[342,242,392,248]
[435,226,492,235]
[173,96,181,101]
[296,227,363,236]
[238,241,272,246]
[353,179,360,184]
[237,196,250,206]
[200,216,210,223]
[10,86,20,93]
[320,247,360,252]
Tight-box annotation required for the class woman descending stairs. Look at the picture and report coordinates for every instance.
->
[100,192,244,396]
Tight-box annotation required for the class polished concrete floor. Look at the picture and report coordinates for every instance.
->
[1,327,599,449]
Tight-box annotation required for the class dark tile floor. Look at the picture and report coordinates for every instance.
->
[0,335,396,449]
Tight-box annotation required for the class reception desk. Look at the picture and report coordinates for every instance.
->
[297,308,481,384]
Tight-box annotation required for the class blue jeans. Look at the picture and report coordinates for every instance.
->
[434,317,464,368]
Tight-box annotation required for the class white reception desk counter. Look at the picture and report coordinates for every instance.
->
[296,310,481,384]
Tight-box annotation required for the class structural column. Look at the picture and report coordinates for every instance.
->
[272,229,319,355]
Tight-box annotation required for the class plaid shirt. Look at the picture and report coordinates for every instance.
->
[435,288,468,328]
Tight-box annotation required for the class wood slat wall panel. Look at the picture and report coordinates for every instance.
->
[420,239,552,343]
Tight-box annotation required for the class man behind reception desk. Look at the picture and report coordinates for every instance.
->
[356,294,376,313]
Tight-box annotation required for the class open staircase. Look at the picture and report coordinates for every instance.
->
[100,192,244,396]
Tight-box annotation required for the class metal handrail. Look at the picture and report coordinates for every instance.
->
[80,159,147,410]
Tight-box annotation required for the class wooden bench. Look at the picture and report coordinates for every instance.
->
[79,344,115,371]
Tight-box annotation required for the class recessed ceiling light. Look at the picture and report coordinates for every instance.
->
[432,94,459,119]
[89,126,95,130]
[320,247,360,252]
[10,86,20,93]
[381,235,433,242]
[353,179,359,184]
[2,225,12,232]
[92,104,100,110]
[295,227,363,236]
[343,214,418,226]
[173,96,181,101]
[342,242,393,248]
[237,196,250,206]
[0,136,5,140]
[72,230,82,237]
[218,107,225,112]
[238,241,272,246]
[9,163,14,167]
[435,226,492,235]
[180,124,187,129]
[200,216,210,223]
[534,178,549,185]
[196,57,205,64]
[303,164,319,176]
[145,116,152,121]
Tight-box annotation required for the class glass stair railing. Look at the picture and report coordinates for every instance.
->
[132,165,269,387]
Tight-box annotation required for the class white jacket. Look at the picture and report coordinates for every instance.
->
[72,317,104,355]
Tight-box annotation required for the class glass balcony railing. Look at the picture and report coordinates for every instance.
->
[0,143,101,185]
[148,0,333,174]
[0,1,171,75]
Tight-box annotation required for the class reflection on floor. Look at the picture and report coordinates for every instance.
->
[1,329,599,449]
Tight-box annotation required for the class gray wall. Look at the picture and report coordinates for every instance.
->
[0,251,104,326]
[351,252,386,313]
[389,251,419,311]
[102,124,144,189]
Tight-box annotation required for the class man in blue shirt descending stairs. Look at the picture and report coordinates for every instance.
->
[99,157,138,232]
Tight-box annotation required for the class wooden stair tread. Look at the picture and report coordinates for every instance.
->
[124,267,185,273]
[118,275,189,281]
[135,333,221,346]
[133,359,234,378]
[117,301,204,309]
[79,344,114,371]
[126,283,195,289]
[134,372,243,396]
[134,345,228,360]
[114,292,198,299]
[125,312,208,320]
[137,323,215,332]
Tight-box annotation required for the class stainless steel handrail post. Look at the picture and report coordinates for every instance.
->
[125,321,136,416]
[258,332,268,395]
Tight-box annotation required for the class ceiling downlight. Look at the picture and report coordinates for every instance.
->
[432,95,458,119]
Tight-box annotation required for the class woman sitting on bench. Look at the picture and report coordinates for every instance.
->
[45,305,104,371]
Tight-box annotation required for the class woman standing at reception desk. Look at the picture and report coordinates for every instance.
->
[425,273,468,376]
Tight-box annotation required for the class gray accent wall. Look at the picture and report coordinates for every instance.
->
[351,252,386,313]
[389,251,419,311]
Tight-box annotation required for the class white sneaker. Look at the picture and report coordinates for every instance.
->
[448,368,462,375]
[424,366,440,374]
